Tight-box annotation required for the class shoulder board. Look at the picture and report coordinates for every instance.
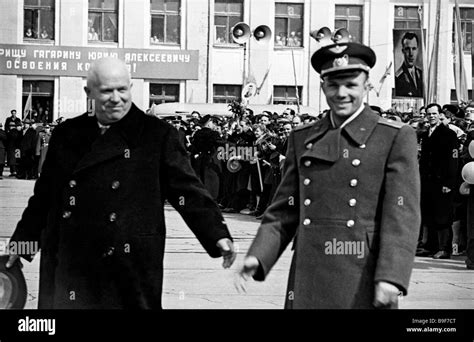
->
[294,122,315,132]
[378,117,405,129]
[394,67,403,78]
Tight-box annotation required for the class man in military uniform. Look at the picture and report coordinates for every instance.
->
[237,41,421,309]
[395,32,423,97]
[4,58,235,309]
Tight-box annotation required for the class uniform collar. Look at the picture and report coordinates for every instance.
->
[302,105,379,163]
[329,103,365,129]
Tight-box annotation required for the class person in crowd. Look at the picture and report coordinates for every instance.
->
[417,104,459,259]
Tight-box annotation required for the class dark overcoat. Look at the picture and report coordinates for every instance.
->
[190,127,223,199]
[10,104,232,309]
[6,129,22,166]
[419,124,459,226]
[0,128,6,165]
[247,106,421,309]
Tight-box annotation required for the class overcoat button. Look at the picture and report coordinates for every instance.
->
[303,218,311,226]
[349,199,357,207]
[69,180,77,188]
[303,178,311,186]
[62,211,71,219]
[111,181,120,190]
[109,213,117,222]
[350,179,358,187]
[352,159,361,167]
[304,199,311,206]
[103,247,115,257]
[346,220,355,228]
[304,160,311,167]
[306,143,313,149]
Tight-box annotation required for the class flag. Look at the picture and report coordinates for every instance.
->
[23,87,32,120]
[453,0,469,104]
[418,6,429,103]
[427,0,441,104]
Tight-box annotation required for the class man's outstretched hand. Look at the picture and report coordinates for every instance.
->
[234,256,260,293]
[5,254,19,268]
[216,238,236,269]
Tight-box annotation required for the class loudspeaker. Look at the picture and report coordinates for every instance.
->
[253,25,272,43]
[231,22,251,44]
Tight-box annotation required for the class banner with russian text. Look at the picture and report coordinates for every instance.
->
[0,44,199,80]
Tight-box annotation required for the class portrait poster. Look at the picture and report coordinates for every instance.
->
[393,29,424,98]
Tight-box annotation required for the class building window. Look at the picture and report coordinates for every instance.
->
[22,80,54,123]
[275,3,303,47]
[150,0,180,45]
[394,6,421,29]
[451,89,473,104]
[335,5,363,43]
[455,8,474,52]
[214,0,243,44]
[149,84,179,106]
[273,86,302,105]
[88,0,118,42]
[213,85,241,103]
[24,0,55,41]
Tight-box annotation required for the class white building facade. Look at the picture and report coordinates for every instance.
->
[0,0,473,124]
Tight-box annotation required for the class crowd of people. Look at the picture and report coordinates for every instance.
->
[0,110,58,180]
[157,101,473,266]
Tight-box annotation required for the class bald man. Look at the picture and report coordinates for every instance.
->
[4,58,235,309]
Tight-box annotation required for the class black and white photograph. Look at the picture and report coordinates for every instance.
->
[0,0,473,340]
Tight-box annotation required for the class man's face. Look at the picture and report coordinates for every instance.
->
[260,116,269,125]
[427,106,441,127]
[283,123,292,136]
[419,108,426,117]
[85,65,133,124]
[402,37,418,68]
[11,111,16,117]
[322,71,369,118]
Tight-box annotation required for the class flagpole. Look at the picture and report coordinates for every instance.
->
[290,48,300,114]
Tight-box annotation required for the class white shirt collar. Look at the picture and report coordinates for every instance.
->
[330,103,365,129]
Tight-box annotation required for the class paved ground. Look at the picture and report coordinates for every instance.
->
[0,177,473,309]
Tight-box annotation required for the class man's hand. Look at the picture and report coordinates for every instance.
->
[234,256,259,294]
[442,186,451,194]
[216,238,236,269]
[5,254,19,269]
[373,281,401,309]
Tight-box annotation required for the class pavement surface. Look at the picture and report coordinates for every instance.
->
[0,177,473,309]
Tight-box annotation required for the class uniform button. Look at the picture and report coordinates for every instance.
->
[306,143,313,149]
[346,220,355,228]
[303,218,311,226]
[348,199,357,207]
[62,211,71,219]
[350,179,358,187]
[303,199,311,206]
[304,160,311,167]
[109,212,117,222]
[303,178,311,186]
[69,180,77,188]
[111,181,120,190]
[352,159,361,167]
[103,247,115,257]
[359,144,366,149]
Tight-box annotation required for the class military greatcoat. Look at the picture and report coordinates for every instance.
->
[247,106,421,309]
